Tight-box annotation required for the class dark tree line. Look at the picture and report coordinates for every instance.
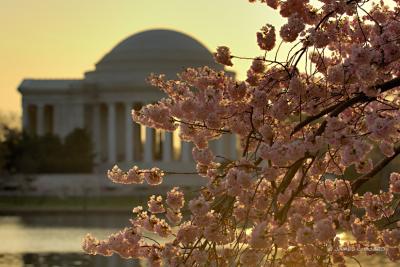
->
[0,127,94,174]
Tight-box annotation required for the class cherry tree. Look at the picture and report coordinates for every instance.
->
[83,0,400,266]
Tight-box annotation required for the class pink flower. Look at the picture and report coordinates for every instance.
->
[356,65,377,84]
[193,210,218,227]
[355,159,373,174]
[107,165,126,184]
[313,219,336,242]
[82,1,400,265]
[390,172,400,193]
[271,224,289,248]
[188,196,209,215]
[351,219,366,242]
[296,227,315,245]
[249,221,272,249]
[251,57,265,73]
[380,142,395,157]
[144,168,164,186]
[386,247,400,262]
[335,179,351,198]
[147,195,165,214]
[154,219,171,238]
[383,43,400,63]
[309,29,330,48]
[203,222,226,244]
[127,166,145,184]
[147,246,162,267]
[143,215,160,232]
[176,222,200,245]
[365,226,379,243]
[213,46,233,66]
[240,249,262,267]
[257,24,276,50]
[350,46,373,65]
[279,15,304,42]
[166,208,182,225]
[327,64,345,84]
[382,229,400,247]
[192,147,215,165]
[122,227,141,245]
[82,234,99,255]
[132,206,143,213]
[166,187,185,211]
[258,124,274,142]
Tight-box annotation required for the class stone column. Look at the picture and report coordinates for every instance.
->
[181,141,192,162]
[49,104,56,135]
[125,102,133,163]
[144,127,154,162]
[73,103,85,129]
[92,103,101,162]
[162,131,173,162]
[52,104,60,136]
[22,102,29,131]
[56,103,66,138]
[107,102,117,163]
[37,104,45,136]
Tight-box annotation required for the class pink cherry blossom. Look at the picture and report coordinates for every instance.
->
[84,0,400,265]
[257,24,276,51]
[213,46,233,66]
[166,187,185,211]
[147,195,165,214]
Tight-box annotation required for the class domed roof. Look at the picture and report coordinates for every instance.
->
[84,29,223,85]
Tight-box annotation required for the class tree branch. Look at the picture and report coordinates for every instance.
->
[291,77,400,136]
[351,144,400,192]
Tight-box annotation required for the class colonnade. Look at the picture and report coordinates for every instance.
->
[22,101,238,165]
[90,101,197,164]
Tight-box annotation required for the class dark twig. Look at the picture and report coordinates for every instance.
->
[351,144,400,192]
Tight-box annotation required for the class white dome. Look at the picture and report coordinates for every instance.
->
[84,29,223,85]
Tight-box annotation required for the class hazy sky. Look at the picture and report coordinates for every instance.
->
[0,0,284,115]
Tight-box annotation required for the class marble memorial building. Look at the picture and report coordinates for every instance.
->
[18,29,237,172]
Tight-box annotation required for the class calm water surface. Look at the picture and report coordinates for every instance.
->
[0,213,142,266]
[0,213,397,267]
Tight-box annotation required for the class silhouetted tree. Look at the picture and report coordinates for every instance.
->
[0,128,94,174]
[63,128,94,173]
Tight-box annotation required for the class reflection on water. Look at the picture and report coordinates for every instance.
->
[0,214,143,266]
[0,215,127,254]
[0,253,141,267]
[0,214,398,266]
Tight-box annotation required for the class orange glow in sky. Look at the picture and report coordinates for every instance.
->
[0,0,284,115]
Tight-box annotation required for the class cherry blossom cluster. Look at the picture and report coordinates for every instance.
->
[107,165,164,186]
[84,0,400,266]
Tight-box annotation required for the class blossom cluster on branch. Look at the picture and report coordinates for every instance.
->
[84,0,400,266]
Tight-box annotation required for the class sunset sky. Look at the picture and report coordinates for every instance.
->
[0,0,284,116]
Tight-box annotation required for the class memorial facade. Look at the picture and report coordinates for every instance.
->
[18,29,237,171]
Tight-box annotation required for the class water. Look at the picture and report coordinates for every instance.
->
[0,213,142,267]
[0,213,397,267]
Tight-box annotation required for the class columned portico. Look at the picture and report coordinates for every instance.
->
[18,29,235,173]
